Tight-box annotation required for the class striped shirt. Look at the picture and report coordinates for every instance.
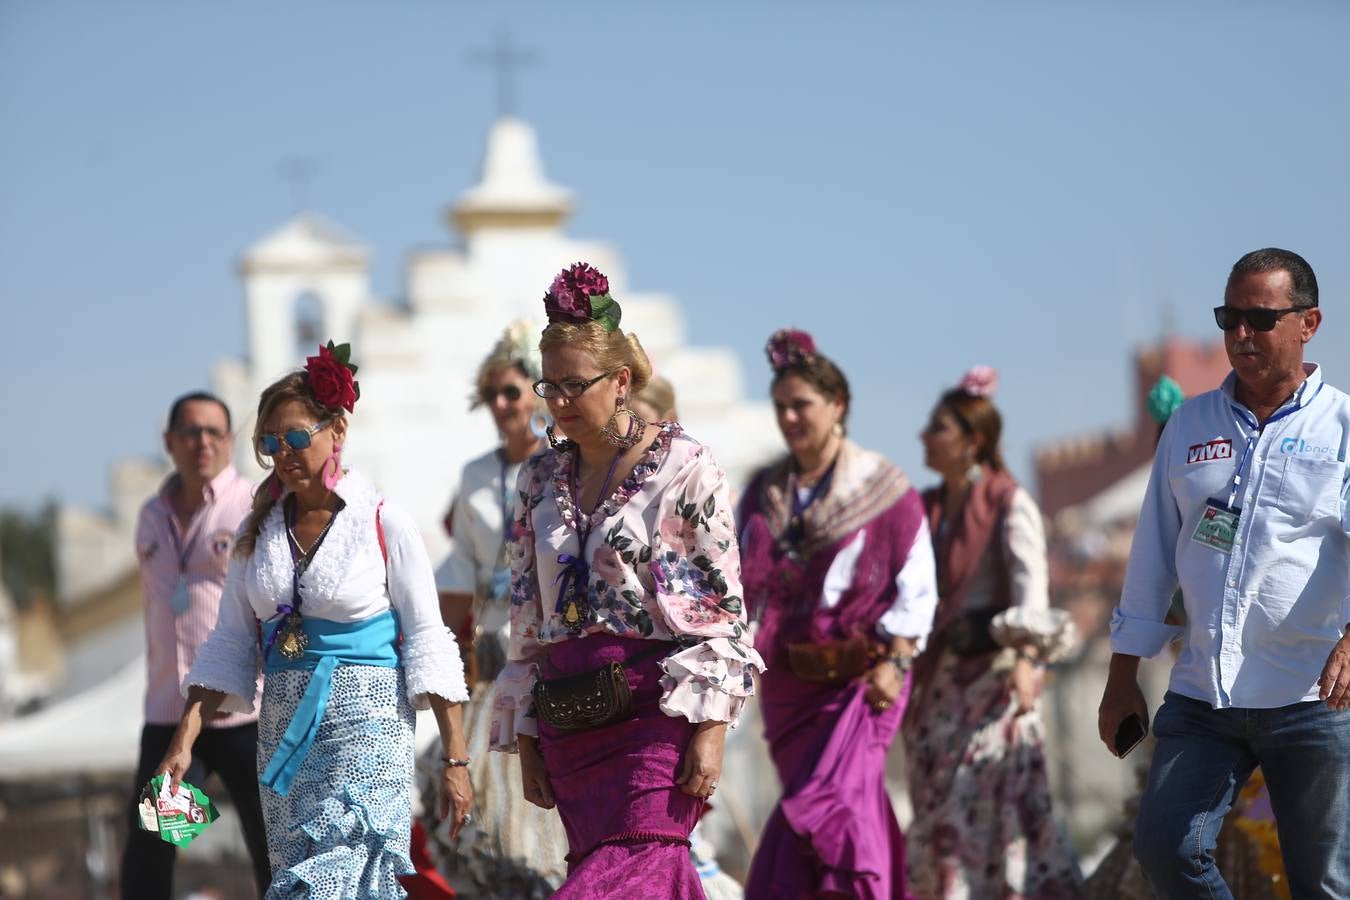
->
[135,466,261,726]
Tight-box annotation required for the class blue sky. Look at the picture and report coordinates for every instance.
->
[3,1,1348,510]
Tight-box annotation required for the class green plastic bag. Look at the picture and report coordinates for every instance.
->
[136,774,219,848]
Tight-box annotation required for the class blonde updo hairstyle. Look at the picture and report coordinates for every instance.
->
[470,321,544,411]
[539,321,653,397]
[235,371,346,558]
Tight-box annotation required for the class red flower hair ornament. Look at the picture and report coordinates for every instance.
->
[305,341,360,412]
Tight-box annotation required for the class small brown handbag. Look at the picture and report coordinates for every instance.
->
[785,635,875,685]
[531,661,634,732]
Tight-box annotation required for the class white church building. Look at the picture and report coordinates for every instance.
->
[59,114,781,603]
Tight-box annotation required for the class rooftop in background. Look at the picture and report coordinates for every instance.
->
[1036,337,1230,520]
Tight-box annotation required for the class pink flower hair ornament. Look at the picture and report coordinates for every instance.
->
[765,328,818,372]
[958,365,999,398]
[543,262,622,332]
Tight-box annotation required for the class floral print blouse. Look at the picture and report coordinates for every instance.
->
[490,424,765,750]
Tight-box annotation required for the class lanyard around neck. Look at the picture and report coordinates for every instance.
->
[1224,384,1313,510]
[286,498,343,606]
[571,449,624,546]
[785,459,837,548]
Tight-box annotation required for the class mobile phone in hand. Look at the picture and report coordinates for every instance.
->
[1114,713,1148,758]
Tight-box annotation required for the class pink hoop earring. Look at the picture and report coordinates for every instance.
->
[322,444,344,490]
[265,472,284,500]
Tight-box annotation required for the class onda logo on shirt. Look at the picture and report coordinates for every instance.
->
[1187,439,1233,464]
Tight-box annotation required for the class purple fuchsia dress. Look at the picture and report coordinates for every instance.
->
[490,424,764,899]
[739,440,938,900]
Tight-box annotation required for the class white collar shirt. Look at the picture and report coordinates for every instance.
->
[1111,363,1350,709]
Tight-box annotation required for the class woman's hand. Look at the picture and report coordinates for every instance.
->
[518,735,556,809]
[439,764,474,840]
[863,659,905,713]
[156,741,194,794]
[1010,653,1043,715]
[676,720,727,799]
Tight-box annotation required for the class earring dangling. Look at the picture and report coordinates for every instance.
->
[601,397,648,450]
[546,425,575,452]
[529,411,550,440]
[832,422,844,437]
[322,444,344,491]
[265,471,284,501]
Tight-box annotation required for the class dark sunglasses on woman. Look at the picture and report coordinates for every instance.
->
[1213,305,1306,332]
[481,385,524,404]
[258,419,331,456]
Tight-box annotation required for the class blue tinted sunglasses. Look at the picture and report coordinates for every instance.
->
[258,419,331,457]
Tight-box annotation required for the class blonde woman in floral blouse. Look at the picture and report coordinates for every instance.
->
[490,264,764,899]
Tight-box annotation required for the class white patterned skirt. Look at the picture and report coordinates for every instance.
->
[259,663,416,899]
[417,677,570,897]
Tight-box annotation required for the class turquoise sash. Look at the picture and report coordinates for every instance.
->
[260,610,400,796]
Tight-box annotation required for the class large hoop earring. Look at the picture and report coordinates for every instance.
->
[600,401,648,450]
[546,425,575,452]
[529,411,550,439]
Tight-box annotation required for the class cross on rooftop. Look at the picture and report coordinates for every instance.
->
[277,157,321,213]
[469,28,537,117]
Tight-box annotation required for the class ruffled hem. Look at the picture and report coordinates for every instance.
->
[267,780,414,898]
[182,629,260,715]
[489,660,541,751]
[657,637,764,728]
[401,627,469,709]
[991,607,1077,664]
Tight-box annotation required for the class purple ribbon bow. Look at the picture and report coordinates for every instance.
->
[553,553,589,616]
[262,603,295,658]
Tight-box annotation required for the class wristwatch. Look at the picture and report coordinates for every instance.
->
[885,653,914,674]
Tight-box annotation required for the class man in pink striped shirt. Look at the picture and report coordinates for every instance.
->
[120,392,270,899]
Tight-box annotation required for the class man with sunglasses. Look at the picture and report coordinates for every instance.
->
[1099,248,1350,897]
[121,391,270,899]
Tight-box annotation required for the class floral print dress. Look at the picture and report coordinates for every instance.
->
[491,423,764,749]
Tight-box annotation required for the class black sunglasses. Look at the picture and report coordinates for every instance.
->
[1213,305,1305,333]
[481,385,524,404]
[171,425,229,442]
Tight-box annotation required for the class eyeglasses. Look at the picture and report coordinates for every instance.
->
[171,425,228,442]
[532,371,614,400]
[480,385,524,404]
[258,419,331,456]
[1213,305,1305,333]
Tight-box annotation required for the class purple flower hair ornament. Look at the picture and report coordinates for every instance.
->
[543,262,622,332]
[765,328,818,372]
[958,365,999,398]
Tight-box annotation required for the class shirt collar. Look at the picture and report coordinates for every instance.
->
[1221,362,1323,413]
[157,465,242,508]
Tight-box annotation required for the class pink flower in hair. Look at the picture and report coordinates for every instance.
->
[958,365,998,398]
[765,328,818,371]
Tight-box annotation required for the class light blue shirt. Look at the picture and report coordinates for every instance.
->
[1111,363,1350,709]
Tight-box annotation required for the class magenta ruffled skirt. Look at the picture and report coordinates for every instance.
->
[746,666,912,900]
[538,634,706,900]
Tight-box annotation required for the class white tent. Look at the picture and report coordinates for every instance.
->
[0,656,145,780]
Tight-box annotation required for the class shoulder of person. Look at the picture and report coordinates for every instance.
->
[218,467,259,510]
[374,500,420,548]
[461,447,506,480]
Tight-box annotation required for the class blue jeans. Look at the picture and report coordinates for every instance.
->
[1134,691,1350,898]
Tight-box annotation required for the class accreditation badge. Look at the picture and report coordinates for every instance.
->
[1191,499,1240,553]
[170,578,191,615]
